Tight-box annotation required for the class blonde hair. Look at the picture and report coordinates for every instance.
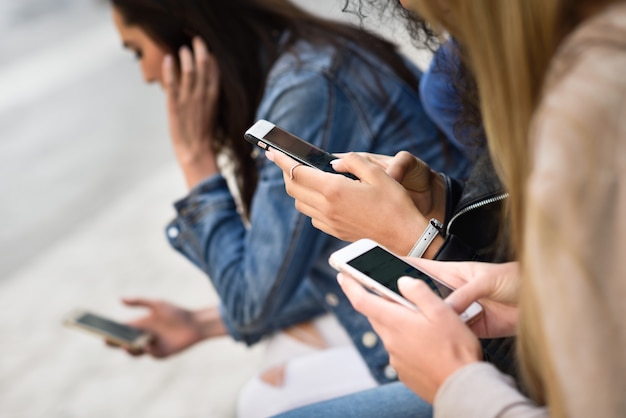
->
[403,0,586,413]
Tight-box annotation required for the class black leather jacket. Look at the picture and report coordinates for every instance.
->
[436,151,510,263]
[434,152,518,382]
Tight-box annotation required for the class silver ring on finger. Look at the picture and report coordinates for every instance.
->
[289,163,303,181]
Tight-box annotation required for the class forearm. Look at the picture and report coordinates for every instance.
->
[434,363,545,418]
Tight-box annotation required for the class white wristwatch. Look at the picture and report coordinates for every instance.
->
[407,218,443,258]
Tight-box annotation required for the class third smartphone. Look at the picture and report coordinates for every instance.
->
[63,309,152,350]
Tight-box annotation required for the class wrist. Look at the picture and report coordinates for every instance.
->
[177,153,219,189]
[423,171,447,221]
[193,306,228,340]
[406,218,444,259]
[390,211,430,255]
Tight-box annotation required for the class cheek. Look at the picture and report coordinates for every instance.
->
[139,52,165,85]
[148,52,165,78]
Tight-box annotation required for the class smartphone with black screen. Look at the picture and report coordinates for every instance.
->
[329,239,483,322]
[245,119,357,180]
[63,310,152,350]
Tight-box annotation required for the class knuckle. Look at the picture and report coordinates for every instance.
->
[284,182,296,196]
[293,200,304,213]
[396,150,412,159]
[320,180,342,201]
[343,151,359,163]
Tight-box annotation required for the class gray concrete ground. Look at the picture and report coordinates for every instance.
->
[0,1,430,417]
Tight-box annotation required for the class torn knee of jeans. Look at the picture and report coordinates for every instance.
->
[259,363,287,387]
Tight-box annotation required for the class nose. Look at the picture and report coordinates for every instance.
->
[141,61,161,85]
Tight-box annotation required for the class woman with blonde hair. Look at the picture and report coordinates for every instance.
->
[273,0,626,416]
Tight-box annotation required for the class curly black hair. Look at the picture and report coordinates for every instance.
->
[341,0,486,152]
[341,0,440,52]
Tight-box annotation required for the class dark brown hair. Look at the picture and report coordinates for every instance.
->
[111,0,422,215]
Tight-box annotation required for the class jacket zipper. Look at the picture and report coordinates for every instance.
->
[446,193,509,236]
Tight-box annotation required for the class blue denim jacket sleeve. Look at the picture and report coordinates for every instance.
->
[168,172,326,340]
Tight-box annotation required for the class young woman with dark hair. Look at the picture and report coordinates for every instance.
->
[106,0,471,416]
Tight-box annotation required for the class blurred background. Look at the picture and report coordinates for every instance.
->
[0,1,429,416]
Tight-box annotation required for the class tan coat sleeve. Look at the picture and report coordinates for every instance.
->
[434,363,547,418]
[525,28,626,417]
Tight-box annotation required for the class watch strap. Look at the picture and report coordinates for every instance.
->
[407,218,443,258]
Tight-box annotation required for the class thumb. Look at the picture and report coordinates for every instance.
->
[330,152,382,182]
[444,282,486,316]
[386,151,430,191]
[397,277,451,320]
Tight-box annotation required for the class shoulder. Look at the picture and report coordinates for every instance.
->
[534,3,626,145]
[266,36,420,91]
[267,39,335,81]
[529,4,626,206]
[542,2,626,98]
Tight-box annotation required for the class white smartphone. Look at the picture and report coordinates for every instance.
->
[329,239,484,322]
[244,119,358,180]
[63,309,152,350]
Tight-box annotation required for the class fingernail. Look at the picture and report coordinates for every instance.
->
[163,55,172,67]
[336,274,344,285]
[330,159,340,167]
[397,277,413,288]
[265,150,275,162]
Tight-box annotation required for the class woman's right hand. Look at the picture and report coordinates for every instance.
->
[407,258,521,338]
[266,150,445,255]
[110,298,218,358]
[162,37,220,189]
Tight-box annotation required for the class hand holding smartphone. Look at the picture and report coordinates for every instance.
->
[329,239,483,322]
[63,309,152,350]
[245,119,358,180]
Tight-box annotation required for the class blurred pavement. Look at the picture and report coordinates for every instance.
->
[0,1,430,417]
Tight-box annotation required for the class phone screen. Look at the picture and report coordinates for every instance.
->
[76,313,146,342]
[347,246,452,298]
[260,126,358,180]
[265,126,337,171]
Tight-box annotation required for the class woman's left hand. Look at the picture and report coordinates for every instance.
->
[338,273,482,404]
[163,37,220,188]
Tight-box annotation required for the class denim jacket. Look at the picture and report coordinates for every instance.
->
[166,37,471,384]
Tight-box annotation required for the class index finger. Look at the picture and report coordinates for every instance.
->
[265,148,299,171]
[192,37,208,92]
